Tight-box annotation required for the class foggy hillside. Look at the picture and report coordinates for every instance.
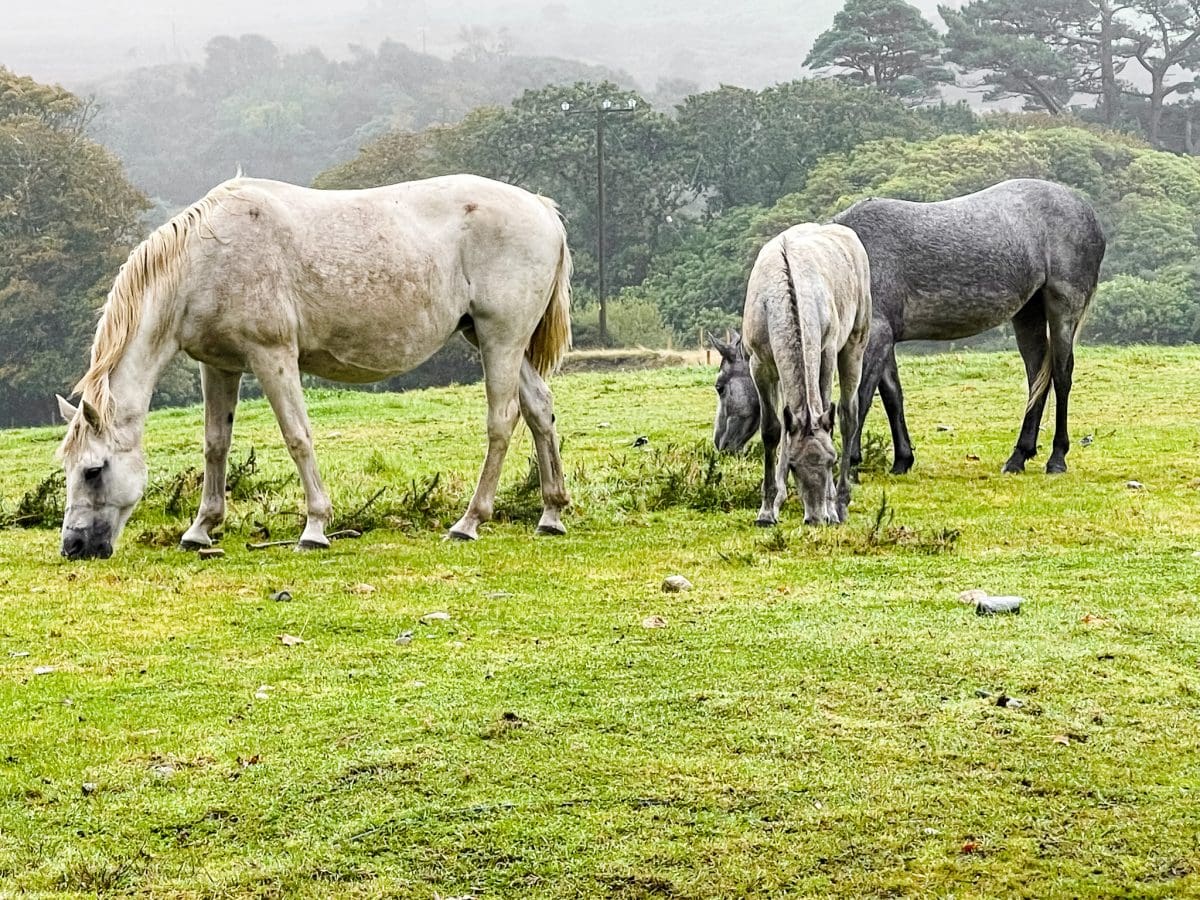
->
[6,0,961,91]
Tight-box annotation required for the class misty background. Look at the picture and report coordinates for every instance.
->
[6,0,959,89]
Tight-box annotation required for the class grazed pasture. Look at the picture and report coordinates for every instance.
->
[1,346,1199,898]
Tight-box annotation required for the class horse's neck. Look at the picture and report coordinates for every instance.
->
[106,303,181,438]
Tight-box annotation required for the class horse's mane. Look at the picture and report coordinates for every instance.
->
[62,181,240,454]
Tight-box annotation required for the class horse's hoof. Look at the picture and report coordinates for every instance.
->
[179,539,209,552]
[536,523,567,536]
[1001,455,1026,474]
[295,539,330,552]
[448,529,477,542]
[754,517,777,528]
[1045,460,1068,475]
[890,458,914,475]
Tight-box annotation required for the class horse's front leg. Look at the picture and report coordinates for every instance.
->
[835,342,865,523]
[251,350,333,550]
[450,345,523,541]
[181,365,242,550]
[878,348,914,475]
[753,368,785,527]
[850,321,890,472]
[518,359,569,536]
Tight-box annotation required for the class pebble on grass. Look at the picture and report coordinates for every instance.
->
[662,575,693,593]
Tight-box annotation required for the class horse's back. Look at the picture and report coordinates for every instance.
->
[178,174,566,380]
[745,223,871,359]
[834,179,1104,340]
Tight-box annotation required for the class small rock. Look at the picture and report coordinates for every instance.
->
[632,435,649,447]
[1080,434,1094,446]
[598,422,612,429]
[81,782,98,796]
[279,633,306,647]
[661,575,693,593]
[1051,734,1071,746]
[153,764,176,779]
[197,547,225,560]
[936,423,953,432]
[974,689,993,699]
[421,611,452,623]
[641,615,668,629]
[996,694,1024,709]
[32,666,55,676]
[270,590,292,603]
[1126,480,1144,490]
[958,588,988,605]
[966,453,981,461]
[254,685,271,701]
[8,651,29,658]
[976,595,1022,616]
[349,583,376,595]
[395,630,413,645]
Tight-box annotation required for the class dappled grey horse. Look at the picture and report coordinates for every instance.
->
[715,179,1105,476]
[734,223,871,526]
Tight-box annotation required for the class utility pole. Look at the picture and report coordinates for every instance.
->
[561,97,637,345]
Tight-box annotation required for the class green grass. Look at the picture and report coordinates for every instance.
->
[1,345,1199,898]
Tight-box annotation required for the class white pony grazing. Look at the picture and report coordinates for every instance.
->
[739,223,871,526]
[56,174,572,559]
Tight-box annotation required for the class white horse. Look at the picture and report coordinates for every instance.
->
[55,174,573,559]
[738,223,871,526]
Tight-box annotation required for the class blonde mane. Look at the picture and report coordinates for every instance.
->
[61,182,240,454]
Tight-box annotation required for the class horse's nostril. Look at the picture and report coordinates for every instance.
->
[96,543,114,559]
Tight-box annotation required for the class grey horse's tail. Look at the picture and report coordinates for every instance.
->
[1025,315,1085,414]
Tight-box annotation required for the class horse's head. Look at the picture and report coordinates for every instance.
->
[782,404,841,526]
[710,331,760,454]
[55,395,147,560]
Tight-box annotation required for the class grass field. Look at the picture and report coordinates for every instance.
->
[1,346,1199,898]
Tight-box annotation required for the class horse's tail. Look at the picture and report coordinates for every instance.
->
[527,199,573,378]
[1025,314,1085,415]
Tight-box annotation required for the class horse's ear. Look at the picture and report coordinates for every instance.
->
[818,403,835,433]
[783,405,804,436]
[708,332,731,360]
[80,399,103,431]
[56,394,79,423]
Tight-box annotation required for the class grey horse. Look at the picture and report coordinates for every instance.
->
[735,223,871,526]
[714,179,1106,475]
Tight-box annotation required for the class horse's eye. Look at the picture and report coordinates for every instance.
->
[84,466,103,483]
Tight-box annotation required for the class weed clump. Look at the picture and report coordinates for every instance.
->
[0,471,65,529]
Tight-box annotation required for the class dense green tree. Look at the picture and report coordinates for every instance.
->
[943,0,1200,145]
[805,0,954,101]
[0,68,147,425]
[676,80,972,213]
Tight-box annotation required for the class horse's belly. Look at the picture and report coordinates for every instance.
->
[899,289,1030,342]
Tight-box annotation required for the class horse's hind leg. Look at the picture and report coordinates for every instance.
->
[1044,303,1079,474]
[1003,293,1051,474]
[250,350,333,550]
[181,364,242,550]
[518,359,570,535]
[450,342,523,541]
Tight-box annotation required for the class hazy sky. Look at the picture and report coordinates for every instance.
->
[4,0,962,90]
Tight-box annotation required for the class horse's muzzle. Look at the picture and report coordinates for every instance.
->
[61,526,113,560]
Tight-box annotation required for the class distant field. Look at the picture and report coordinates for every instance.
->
[1,346,1199,897]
